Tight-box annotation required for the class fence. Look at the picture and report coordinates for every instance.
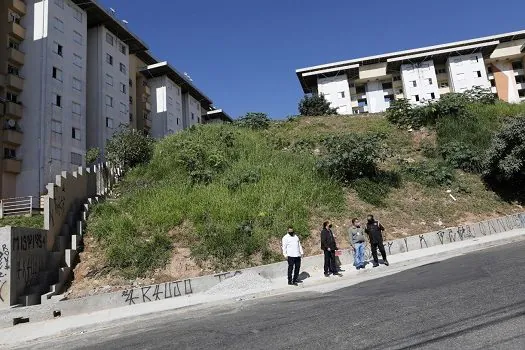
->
[0,196,32,218]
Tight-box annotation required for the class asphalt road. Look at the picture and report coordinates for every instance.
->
[22,241,525,350]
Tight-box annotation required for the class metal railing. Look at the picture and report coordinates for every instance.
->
[0,196,32,218]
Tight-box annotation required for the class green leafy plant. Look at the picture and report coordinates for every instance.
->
[439,141,482,173]
[235,112,271,130]
[298,94,337,116]
[105,129,154,170]
[401,160,455,187]
[86,147,100,165]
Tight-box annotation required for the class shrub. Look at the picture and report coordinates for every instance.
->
[439,141,482,173]
[401,160,455,187]
[386,99,419,128]
[226,169,262,191]
[235,112,271,130]
[317,133,386,182]
[298,94,337,116]
[483,116,525,201]
[464,86,497,104]
[105,129,154,170]
[351,171,401,207]
[86,147,100,165]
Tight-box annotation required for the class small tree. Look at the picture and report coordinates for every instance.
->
[86,147,100,165]
[298,94,337,116]
[105,129,154,170]
[483,116,525,200]
[235,112,271,130]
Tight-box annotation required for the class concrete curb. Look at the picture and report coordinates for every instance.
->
[0,228,524,347]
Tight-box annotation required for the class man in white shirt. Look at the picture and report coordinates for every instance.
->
[282,226,304,286]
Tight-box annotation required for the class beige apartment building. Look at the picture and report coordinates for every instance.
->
[296,30,525,115]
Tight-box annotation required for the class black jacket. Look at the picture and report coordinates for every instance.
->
[321,228,337,251]
[365,220,385,244]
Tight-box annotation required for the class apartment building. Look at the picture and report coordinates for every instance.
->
[140,61,213,138]
[129,51,157,135]
[296,30,525,114]
[203,109,233,124]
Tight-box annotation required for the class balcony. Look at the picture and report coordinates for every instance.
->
[9,22,25,41]
[144,101,151,111]
[3,158,21,174]
[9,0,27,15]
[7,47,24,65]
[3,102,23,119]
[3,129,22,146]
[144,118,152,128]
[144,85,151,96]
[7,74,24,91]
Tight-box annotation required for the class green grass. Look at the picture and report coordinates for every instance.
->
[0,214,44,229]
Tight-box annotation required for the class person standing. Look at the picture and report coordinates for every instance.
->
[365,214,389,267]
[348,218,366,270]
[282,226,304,286]
[321,221,342,277]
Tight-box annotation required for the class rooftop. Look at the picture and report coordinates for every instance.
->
[71,0,148,53]
[204,109,233,123]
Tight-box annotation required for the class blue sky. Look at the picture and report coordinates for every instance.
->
[100,0,525,119]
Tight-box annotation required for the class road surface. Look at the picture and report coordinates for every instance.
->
[18,241,525,349]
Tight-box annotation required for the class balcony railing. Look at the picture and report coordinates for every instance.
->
[9,0,27,16]
[7,47,24,65]
[3,129,22,146]
[3,101,23,119]
[144,101,152,111]
[144,85,151,96]
[7,74,24,91]
[9,21,25,41]
[3,158,21,174]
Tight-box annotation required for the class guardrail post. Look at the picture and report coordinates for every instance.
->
[29,196,33,216]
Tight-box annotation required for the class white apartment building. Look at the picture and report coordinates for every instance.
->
[296,30,525,114]
[18,0,88,198]
[140,61,213,138]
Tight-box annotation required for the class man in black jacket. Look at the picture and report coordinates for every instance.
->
[321,221,342,277]
[365,214,389,267]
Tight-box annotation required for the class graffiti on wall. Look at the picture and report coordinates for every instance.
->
[121,279,194,305]
[214,270,242,282]
[0,244,9,303]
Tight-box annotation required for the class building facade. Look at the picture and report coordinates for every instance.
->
[296,30,525,114]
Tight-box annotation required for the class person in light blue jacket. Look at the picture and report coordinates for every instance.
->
[348,218,366,270]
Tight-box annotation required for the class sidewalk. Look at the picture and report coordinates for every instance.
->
[2,228,524,348]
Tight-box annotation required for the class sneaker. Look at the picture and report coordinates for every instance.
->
[293,282,298,286]
[373,262,379,268]
[288,281,293,285]
[324,273,330,277]
[332,272,343,277]
[360,264,366,269]
[294,280,303,284]
[384,260,389,266]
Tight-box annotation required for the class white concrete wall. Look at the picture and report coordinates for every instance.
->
[365,81,390,113]
[447,53,490,92]
[317,75,351,114]
[149,76,183,138]
[401,60,440,104]
[18,0,87,197]
[182,92,203,127]
[86,26,130,156]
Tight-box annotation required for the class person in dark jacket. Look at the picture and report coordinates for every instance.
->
[321,221,342,277]
[365,214,389,267]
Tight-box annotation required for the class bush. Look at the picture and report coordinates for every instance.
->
[235,112,271,130]
[351,171,401,207]
[439,141,482,173]
[386,99,420,128]
[298,94,337,116]
[105,129,154,170]
[401,160,455,187]
[86,147,100,165]
[317,133,386,182]
[464,86,497,104]
[483,116,525,201]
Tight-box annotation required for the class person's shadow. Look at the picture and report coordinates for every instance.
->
[297,271,311,282]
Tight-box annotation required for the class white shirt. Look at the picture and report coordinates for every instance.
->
[282,233,304,257]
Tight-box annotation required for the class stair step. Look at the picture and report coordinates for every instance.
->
[18,293,41,306]
[64,249,78,268]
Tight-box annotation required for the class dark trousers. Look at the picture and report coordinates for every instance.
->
[323,250,337,274]
[371,241,387,263]
[287,256,301,283]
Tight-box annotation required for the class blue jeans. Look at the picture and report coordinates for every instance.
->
[354,242,365,268]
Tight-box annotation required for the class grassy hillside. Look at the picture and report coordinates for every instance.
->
[74,101,525,290]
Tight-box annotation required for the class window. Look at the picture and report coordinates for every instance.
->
[120,102,126,114]
[338,91,345,98]
[519,89,525,98]
[414,95,420,102]
[73,54,82,68]
[397,89,403,94]
[52,67,63,81]
[355,85,366,94]
[72,127,81,140]
[487,66,493,74]
[119,63,127,74]
[55,0,64,9]
[73,78,82,91]
[71,152,82,166]
[51,120,62,133]
[515,75,525,84]
[73,31,82,45]
[73,8,83,22]
[439,82,449,88]
[72,102,81,115]
[411,81,417,87]
[168,96,173,105]
[490,79,496,87]
[176,86,180,96]
[105,74,113,86]
[119,43,127,55]
[476,71,482,78]
[105,95,113,107]
[430,92,436,100]
[428,78,433,85]
[54,18,64,32]
[436,68,447,74]
[393,75,401,81]
[176,101,181,110]
[120,82,126,94]
[106,33,114,46]
[382,82,393,90]
[51,147,61,161]
[9,39,20,50]
[106,53,113,65]
[8,65,20,76]
[357,98,367,107]
[53,42,63,56]
[191,112,195,120]
[129,78,133,87]
[106,118,113,128]
[475,55,479,63]
[54,94,62,107]
[4,148,16,159]
[512,61,523,70]
[177,118,180,125]
[6,92,18,103]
